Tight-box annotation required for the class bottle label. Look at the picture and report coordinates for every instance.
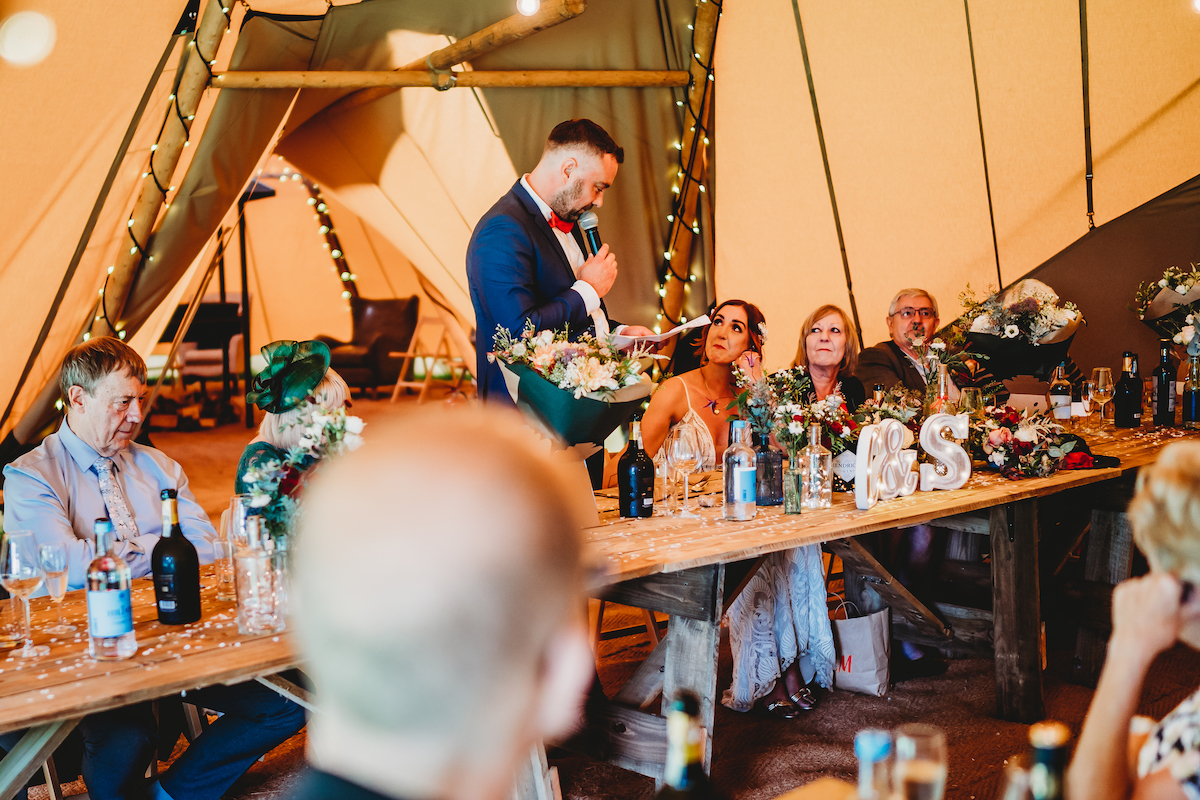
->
[832,451,857,482]
[1050,395,1071,420]
[732,466,756,503]
[88,589,133,638]
[642,497,653,508]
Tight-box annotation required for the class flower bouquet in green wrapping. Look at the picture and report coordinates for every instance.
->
[490,322,655,450]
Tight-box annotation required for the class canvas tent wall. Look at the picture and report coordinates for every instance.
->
[3,0,1200,457]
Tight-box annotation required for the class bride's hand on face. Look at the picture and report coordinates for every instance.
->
[735,350,764,381]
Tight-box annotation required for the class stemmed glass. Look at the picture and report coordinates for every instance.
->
[38,543,75,634]
[1079,380,1096,429]
[666,426,701,518]
[1,532,49,658]
[1091,368,1115,428]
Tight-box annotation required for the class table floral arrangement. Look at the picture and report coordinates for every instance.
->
[853,385,923,441]
[906,328,1000,410]
[958,279,1083,380]
[491,321,655,447]
[968,405,1085,479]
[1133,263,1200,341]
[240,401,366,540]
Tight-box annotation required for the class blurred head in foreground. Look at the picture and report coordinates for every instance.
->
[294,406,593,800]
[1130,440,1200,649]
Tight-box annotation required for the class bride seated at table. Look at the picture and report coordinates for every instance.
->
[641,300,835,719]
[236,339,350,493]
[641,299,766,467]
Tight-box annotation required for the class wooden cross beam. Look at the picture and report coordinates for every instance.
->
[214,70,690,90]
[320,0,588,118]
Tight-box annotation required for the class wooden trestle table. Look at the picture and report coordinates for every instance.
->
[0,568,304,800]
[570,422,1192,785]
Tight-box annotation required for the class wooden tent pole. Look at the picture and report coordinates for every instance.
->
[661,0,720,349]
[89,0,233,339]
[214,70,689,90]
[320,0,587,118]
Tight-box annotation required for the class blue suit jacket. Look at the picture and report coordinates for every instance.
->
[467,180,615,403]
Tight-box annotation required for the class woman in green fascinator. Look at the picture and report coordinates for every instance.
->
[235,339,349,495]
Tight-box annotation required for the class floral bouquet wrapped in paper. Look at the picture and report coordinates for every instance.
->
[959,279,1083,380]
[969,405,1082,480]
[1133,263,1200,342]
[490,322,654,448]
[240,401,366,540]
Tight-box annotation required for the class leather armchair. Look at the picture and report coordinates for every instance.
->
[316,295,419,397]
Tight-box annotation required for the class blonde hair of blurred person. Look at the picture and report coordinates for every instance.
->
[1068,441,1200,800]
[293,406,594,800]
[255,369,349,451]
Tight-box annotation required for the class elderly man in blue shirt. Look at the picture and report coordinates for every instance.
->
[2,337,305,800]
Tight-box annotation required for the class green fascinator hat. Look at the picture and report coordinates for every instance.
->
[246,340,331,414]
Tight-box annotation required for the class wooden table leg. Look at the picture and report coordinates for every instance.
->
[1073,509,1134,686]
[0,719,80,800]
[662,563,725,773]
[990,501,1045,723]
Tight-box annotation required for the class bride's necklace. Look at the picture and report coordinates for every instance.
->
[700,370,731,416]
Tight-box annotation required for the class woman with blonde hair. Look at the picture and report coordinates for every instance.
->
[1068,441,1200,800]
[236,340,350,493]
[791,303,864,409]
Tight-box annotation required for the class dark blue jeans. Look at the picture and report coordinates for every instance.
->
[159,672,307,800]
[0,673,305,800]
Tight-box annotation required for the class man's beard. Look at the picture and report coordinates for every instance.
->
[549,178,588,222]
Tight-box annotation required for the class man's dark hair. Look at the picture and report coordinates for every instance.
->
[546,119,624,164]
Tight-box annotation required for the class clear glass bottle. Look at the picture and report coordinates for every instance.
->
[924,363,951,416]
[1184,353,1200,430]
[723,420,757,521]
[801,423,832,509]
[87,518,136,660]
[1047,361,1072,422]
[854,729,892,800]
[751,431,783,506]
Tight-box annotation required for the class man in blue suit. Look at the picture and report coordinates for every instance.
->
[467,119,653,403]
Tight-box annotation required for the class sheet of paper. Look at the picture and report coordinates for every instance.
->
[612,315,710,348]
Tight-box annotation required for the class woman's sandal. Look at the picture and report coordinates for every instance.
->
[760,698,803,719]
[789,686,818,711]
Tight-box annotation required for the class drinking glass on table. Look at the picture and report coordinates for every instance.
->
[1090,367,1114,428]
[1,532,49,658]
[213,539,236,602]
[38,543,75,634]
[666,426,701,518]
[893,724,947,800]
[1079,380,1095,427]
[655,457,678,516]
[228,494,254,552]
[957,387,984,420]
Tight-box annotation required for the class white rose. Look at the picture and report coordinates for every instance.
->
[250,494,272,508]
[989,451,1005,466]
[1183,325,1196,344]
[1014,425,1038,443]
[1188,314,1195,325]
[1064,309,1077,321]
[1175,333,1185,344]
[1178,285,1189,295]
[1004,325,1020,339]
[970,314,993,333]
[344,415,365,434]
[827,394,843,409]
[1160,278,1169,288]
[511,342,527,357]
[343,432,364,451]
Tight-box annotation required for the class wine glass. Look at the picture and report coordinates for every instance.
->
[38,543,75,634]
[1,532,49,658]
[1091,367,1115,428]
[667,427,701,518]
[1079,380,1096,429]
[893,724,947,800]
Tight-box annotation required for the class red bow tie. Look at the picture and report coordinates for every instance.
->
[548,211,574,233]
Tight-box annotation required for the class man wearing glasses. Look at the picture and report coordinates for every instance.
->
[857,288,947,392]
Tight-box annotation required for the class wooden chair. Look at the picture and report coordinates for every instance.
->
[390,275,476,403]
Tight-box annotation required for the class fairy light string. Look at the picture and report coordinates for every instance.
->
[654,0,721,334]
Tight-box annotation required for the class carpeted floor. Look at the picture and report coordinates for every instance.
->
[132,392,1200,800]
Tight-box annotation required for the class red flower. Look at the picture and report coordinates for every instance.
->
[278,465,303,498]
[1061,451,1094,470]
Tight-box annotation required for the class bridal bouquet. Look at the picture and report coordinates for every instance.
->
[958,279,1082,380]
[1133,263,1200,341]
[491,322,655,447]
[241,402,366,540]
[969,405,1079,480]
[961,280,1082,345]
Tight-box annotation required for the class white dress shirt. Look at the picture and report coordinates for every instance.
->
[519,175,616,338]
[2,420,217,590]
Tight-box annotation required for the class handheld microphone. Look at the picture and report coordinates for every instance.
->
[578,210,602,257]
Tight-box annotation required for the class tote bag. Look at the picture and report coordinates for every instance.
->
[830,599,890,696]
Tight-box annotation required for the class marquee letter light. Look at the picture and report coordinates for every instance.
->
[919,413,972,491]
[855,418,919,510]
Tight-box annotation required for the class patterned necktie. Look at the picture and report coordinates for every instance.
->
[93,457,138,540]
